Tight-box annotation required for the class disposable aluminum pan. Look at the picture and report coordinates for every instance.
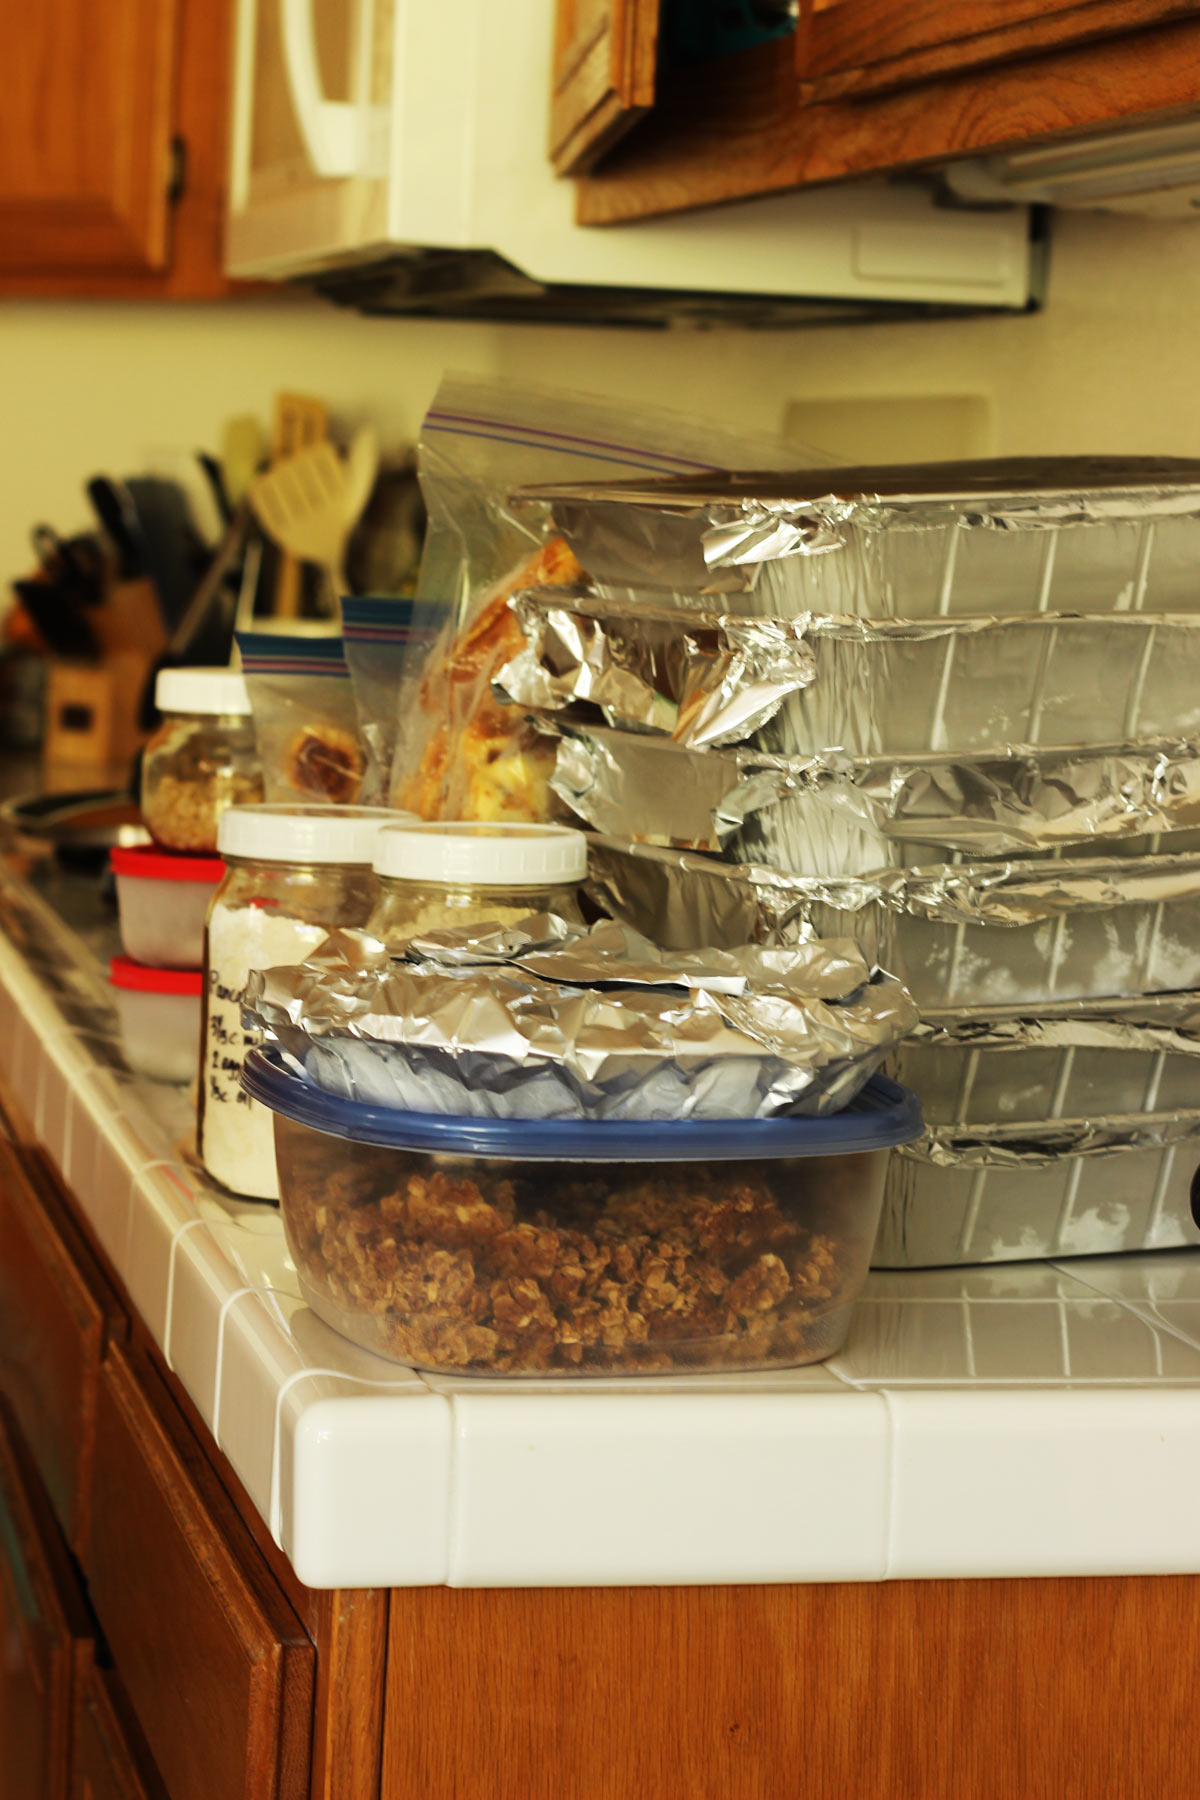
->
[895,991,1200,1128]
[502,588,1200,758]
[584,836,1200,1008]
[873,1114,1200,1267]
[546,719,1200,876]
[511,456,1200,617]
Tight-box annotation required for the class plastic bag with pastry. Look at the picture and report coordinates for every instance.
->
[237,632,367,806]
[390,374,804,823]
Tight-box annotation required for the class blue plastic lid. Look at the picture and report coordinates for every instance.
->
[242,1044,922,1163]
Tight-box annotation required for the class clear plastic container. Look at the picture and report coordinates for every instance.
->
[108,957,203,1084]
[244,1046,922,1376]
[368,820,588,948]
[141,668,263,853]
[199,804,395,1201]
[110,844,225,969]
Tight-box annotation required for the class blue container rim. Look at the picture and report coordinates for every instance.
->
[242,1045,923,1162]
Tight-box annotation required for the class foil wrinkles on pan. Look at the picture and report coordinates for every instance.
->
[509,458,1200,590]
[242,918,919,1122]
[583,834,1200,930]
[901,1108,1200,1168]
[544,719,1200,859]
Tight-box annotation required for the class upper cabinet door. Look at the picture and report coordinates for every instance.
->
[799,0,1200,99]
[0,0,178,274]
[550,0,660,175]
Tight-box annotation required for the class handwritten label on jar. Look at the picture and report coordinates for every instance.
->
[200,902,326,1199]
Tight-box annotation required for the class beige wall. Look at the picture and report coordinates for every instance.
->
[2,206,1199,589]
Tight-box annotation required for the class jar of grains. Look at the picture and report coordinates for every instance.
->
[367,821,589,949]
[200,803,396,1199]
[141,668,263,853]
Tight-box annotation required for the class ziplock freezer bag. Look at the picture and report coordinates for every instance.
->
[389,373,809,822]
[341,596,449,805]
[237,633,366,806]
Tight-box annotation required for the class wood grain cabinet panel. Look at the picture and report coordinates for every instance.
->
[574,0,1200,220]
[0,1401,93,1800]
[1,0,178,275]
[71,1665,170,1800]
[550,0,660,174]
[88,1347,314,1800]
[0,1145,121,1560]
[799,0,1200,98]
[0,0,242,297]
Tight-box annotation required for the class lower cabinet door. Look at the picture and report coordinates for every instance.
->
[71,1665,167,1800]
[0,1399,92,1800]
[87,1346,314,1800]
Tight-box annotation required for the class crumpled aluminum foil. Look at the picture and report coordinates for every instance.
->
[499,595,817,750]
[915,989,1200,1055]
[540,716,1200,863]
[511,457,1200,592]
[242,918,919,1122]
[497,587,1200,769]
[901,1108,1200,1167]
[584,832,1200,934]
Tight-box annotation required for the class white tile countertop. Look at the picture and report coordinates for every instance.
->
[4,868,1200,1590]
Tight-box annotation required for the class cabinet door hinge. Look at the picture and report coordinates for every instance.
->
[167,135,187,206]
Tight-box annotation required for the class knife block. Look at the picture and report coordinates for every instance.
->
[43,653,149,768]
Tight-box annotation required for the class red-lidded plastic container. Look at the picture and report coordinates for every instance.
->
[110,844,225,970]
[108,956,203,1084]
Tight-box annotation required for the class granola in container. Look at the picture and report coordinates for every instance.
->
[244,1048,921,1375]
[240,917,921,1374]
[140,668,262,853]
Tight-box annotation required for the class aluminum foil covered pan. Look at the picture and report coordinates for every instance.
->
[584,836,1200,1007]
[510,456,1200,616]
[243,919,919,1123]
[874,1117,1200,1267]
[499,587,1200,758]
[543,717,1200,875]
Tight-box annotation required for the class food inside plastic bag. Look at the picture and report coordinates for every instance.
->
[393,537,584,820]
[237,633,367,806]
[388,374,805,824]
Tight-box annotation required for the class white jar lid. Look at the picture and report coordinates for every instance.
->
[156,667,252,717]
[219,804,404,865]
[374,820,588,886]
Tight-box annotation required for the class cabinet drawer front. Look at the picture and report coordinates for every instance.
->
[0,1145,110,1554]
[0,1399,93,1800]
[72,1665,168,1800]
[89,1349,312,1800]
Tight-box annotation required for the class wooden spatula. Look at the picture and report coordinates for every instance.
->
[269,393,327,617]
[249,426,379,611]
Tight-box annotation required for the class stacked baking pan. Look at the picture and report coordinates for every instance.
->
[500,457,1200,1265]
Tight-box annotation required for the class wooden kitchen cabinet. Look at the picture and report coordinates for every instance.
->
[0,1400,92,1800]
[569,0,1200,222]
[71,1666,169,1800]
[3,1063,1200,1798]
[1,0,239,297]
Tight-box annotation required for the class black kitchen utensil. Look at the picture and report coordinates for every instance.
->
[124,476,212,632]
[12,576,101,662]
[85,476,148,581]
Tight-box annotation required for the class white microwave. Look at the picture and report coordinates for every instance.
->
[226,0,1035,324]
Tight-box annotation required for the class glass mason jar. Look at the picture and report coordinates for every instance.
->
[140,668,263,853]
[199,803,396,1200]
[367,821,589,949]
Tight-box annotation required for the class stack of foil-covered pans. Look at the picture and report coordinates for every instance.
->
[500,457,1200,1265]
